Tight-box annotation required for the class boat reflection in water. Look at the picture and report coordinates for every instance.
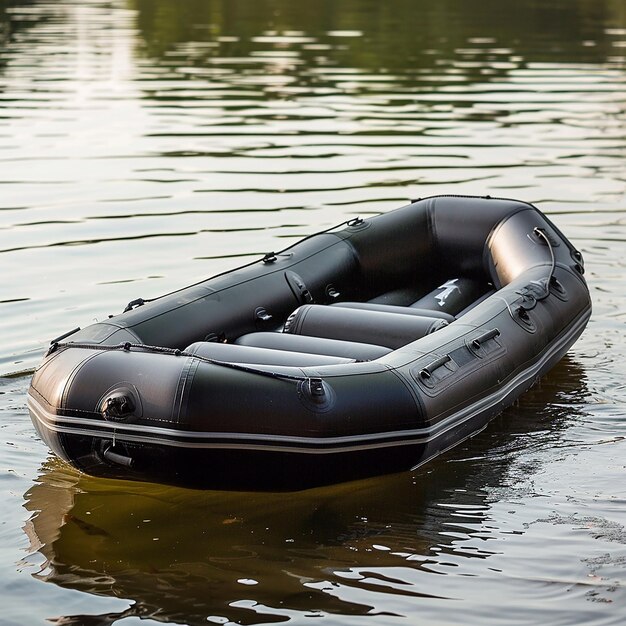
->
[23,358,587,625]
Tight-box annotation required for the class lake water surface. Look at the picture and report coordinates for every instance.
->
[1,1,625,624]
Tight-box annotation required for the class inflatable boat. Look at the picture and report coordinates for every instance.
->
[27,195,591,490]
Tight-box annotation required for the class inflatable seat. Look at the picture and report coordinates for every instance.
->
[409,277,488,316]
[367,278,488,317]
[235,332,391,361]
[185,341,355,367]
[331,301,454,322]
[283,304,448,349]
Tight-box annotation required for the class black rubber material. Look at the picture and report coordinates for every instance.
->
[235,331,391,361]
[284,304,448,349]
[27,194,592,491]
[333,301,455,322]
[410,277,488,315]
[185,341,355,367]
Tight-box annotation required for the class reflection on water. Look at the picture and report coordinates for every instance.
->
[21,358,605,626]
[0,0,625,373]
[1,0,626,624]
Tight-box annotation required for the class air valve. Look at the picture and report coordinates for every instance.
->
[102,393,135,420]
[99,386,141,421]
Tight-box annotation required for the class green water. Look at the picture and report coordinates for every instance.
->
[1,1,625,624]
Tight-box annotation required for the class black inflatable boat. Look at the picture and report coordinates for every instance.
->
[28,195,591,490]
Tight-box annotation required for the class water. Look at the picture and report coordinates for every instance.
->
[1,0,625,623]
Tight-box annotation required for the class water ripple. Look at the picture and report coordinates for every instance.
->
[1,0,626,624]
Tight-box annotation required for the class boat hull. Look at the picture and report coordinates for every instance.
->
[28,195,592,490]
